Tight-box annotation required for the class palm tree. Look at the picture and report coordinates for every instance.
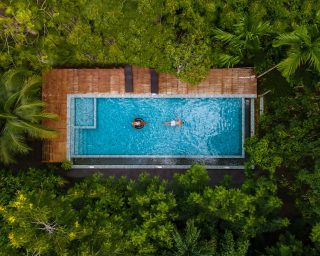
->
[213,16,271,67]
[273,25,320,78]
[219,231,249,256]
[0,70,58,164]
[172,220,216,256]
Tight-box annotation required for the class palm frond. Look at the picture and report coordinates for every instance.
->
[254,21,271,36]
[17,75,42,104]
[0,69,29,94]
[233,17,246,34]
[218,54,241,68]
[277,50,303,78]
[184,220,201,249]
[29,112,59,121]
[214,29,239,46]
[8,131,31,154]
[214,16,269,59]
[273,32,302,47]
[0,128,21,164]
[3,92,20,113]
[0,70,58,165]
[0,113,16,120]
[307,46,320,73]
[172,220,216,256]
[234,16,270,38]
[11,119,58,139]
[295,26,312,46]
[14,101,46,114]
[220,230,249,256]
[172,228,187,254]
[274,24,320,78]
[0,141,16,164]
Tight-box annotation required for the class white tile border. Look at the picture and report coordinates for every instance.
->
[241,98,245,157]
[71,154,244,159]
[66,95,72,161]
[68,93,257,99]
[251,98,255,136]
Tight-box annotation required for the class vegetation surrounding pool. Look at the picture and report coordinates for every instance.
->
[0,0,320,255]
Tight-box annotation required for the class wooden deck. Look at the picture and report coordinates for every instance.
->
[42,67,257,162]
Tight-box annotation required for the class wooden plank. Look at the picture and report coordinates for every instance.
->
[150,69,159,94]
[124,65,133,92]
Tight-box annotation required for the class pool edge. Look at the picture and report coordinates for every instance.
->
[72,165,245,170]
[68,94,254,169]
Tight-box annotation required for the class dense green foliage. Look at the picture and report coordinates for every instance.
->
[245,87,320,254]
[0,128,319,255]
[0,0,319,255]
[1,0,320,83]
[0,165,287,255]
[0,70,57,164]
[273,25,320,79]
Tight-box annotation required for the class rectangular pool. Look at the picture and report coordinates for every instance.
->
[69,96,244,158]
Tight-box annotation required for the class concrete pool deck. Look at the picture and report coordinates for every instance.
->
[42,67,257,163]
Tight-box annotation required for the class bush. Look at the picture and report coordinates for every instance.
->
[61,160,72,171]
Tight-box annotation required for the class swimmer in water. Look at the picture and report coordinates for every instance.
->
[132,118,148,128]
[163,118,183,126]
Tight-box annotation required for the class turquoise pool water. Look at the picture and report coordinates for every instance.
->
[72,97,243,157]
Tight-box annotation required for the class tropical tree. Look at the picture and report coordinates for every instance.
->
[245,87,320,254]
[0,70,58,164]
[171,219,216,256]
[213,15,271,67]
[273,25,320,79]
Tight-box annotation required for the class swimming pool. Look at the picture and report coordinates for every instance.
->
[69,96,244,159]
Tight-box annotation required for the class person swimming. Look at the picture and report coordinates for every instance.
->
[163,118,183,126]
[132,118,148,129]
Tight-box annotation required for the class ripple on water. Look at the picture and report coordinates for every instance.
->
[74,97,243,156]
